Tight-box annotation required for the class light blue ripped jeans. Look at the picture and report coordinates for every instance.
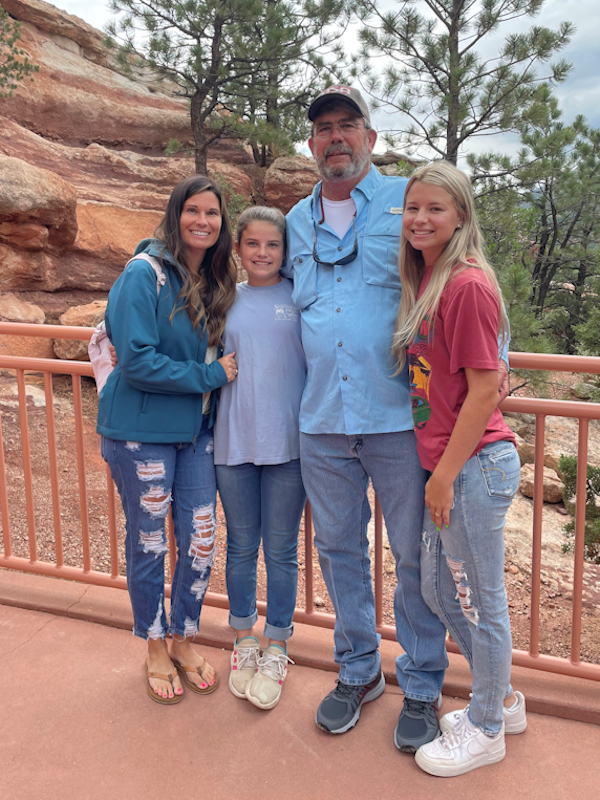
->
[420,440,521,735]
[101,425,217,641]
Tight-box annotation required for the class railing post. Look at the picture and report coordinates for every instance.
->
[529,414,546,658]
[16,369,37,563]
[72,374,91,572]
[571,418,589,665]
[44,373,64,567]
[0,408,11,557]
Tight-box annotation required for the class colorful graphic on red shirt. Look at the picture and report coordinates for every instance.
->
[408,317,432,430]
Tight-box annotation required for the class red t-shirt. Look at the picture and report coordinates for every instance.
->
[407,265,515,472]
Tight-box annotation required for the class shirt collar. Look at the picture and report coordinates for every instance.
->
[310,164,382,221]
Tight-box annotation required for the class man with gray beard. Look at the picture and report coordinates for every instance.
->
[284,86,449,753]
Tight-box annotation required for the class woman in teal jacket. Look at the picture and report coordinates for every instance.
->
[98,175,238,704]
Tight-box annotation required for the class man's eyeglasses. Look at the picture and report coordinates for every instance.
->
[313,121,364,139]
[312,215,358,268]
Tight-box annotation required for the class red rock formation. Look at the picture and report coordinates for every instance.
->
[0,293,54,359]
[264,156,319,214]
[0,1,332,324]
[0,0,257,318]
[54,300,108,360]
[0,155,77,247]
[1,0,252,162]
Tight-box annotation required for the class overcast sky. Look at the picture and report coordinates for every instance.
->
[52,0,600,157]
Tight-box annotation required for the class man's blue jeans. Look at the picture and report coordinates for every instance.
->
[216,459,306,641]
[420,441,521,734]
[300,430,448,701]
[102,427,217,640]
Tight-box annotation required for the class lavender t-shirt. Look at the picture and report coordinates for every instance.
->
[213,279,306,466]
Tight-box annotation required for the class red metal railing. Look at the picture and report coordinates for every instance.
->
[0,322,599,680]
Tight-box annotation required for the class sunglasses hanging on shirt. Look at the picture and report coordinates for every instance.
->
[312,193,358,268]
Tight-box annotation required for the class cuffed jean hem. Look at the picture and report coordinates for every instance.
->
[229,610,259,631]
[264,621,294,641]
[337,669,381,687]
[402,690,441,703]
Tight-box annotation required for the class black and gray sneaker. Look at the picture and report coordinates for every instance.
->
[316,672,386,734]
[394,696,442,753]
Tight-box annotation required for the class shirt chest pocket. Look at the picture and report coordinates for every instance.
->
[291,254,318,310]
[362,210,402,290]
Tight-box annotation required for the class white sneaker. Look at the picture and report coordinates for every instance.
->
[229,637,260,699]
[440,691,527,735]
[245,645,294,710]
[415,718,506,777]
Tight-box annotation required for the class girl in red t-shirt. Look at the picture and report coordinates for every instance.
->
[394,161,525,777]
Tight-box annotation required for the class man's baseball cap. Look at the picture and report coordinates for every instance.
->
[308,85,371,125]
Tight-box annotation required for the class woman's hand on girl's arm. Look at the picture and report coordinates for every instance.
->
[427,367,500,527]
[498,359,509,403]
[218,351,237,382]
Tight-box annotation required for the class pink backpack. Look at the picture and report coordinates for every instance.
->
[88,254,166,394]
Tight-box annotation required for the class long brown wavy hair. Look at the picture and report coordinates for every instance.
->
[154,175,237,347]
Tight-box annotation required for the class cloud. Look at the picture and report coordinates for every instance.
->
[52,1,111,32]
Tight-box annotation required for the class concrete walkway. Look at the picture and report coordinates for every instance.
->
[2,599,600,800]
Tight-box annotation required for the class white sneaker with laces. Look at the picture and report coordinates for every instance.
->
[245,644,294,710]
[440,691,527,735]
[415,717,506,777]
[229,636,260,699]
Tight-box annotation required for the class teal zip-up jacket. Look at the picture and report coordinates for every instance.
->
[97,239,228,443]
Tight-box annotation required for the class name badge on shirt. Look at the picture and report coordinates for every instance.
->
[389,207,403,214]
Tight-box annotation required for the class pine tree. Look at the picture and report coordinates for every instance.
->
[350,0,573,163]
[107,0,348,174]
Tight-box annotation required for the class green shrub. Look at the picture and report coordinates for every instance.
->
[164,138,183,156]
[211,174,247,228]
[560,455,600,564]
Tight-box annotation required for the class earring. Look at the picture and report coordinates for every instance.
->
[456,224,462,229]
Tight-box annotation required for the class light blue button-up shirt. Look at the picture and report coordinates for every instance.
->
[285,165,413,435]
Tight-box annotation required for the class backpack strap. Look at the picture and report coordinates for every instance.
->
[126,252,167,296]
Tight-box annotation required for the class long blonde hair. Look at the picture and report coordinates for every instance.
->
[393,161,509,369]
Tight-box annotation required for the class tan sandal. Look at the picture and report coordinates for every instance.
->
[172,656,219,695]
[145,660,183,705]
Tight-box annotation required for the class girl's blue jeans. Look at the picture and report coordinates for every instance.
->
[420,440,521,735]
[101,427,217,641]
[216,459,306,641]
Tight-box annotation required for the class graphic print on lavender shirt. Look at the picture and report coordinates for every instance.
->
[274,303,299,321]
[408,317,432,430]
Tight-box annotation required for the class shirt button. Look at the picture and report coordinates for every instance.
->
[298,258,303,263]
[338,246,343,251]
[336,308,341,313]
[338,341,343,347]
[342,375,348,381]
[337,277,342,282]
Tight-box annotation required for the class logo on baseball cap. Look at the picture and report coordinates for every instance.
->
[308,85,371,125]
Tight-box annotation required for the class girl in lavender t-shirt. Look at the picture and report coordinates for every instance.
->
[214,207,306,710]
[394,162,524,777]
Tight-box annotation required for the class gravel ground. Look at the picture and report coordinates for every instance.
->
[0,369,599,665]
